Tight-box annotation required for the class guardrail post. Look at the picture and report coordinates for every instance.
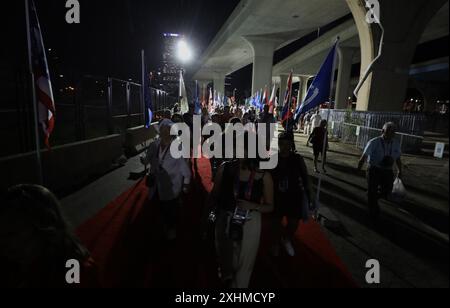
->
[400,134,404,152]
[126,82,131,128]
[107,78,113,134]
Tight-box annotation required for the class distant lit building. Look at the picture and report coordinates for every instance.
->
[162,33,184,96]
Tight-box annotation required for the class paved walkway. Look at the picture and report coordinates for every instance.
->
[292,132,449,288]
[60,131,449,288]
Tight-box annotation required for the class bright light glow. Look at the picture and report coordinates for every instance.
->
[177,40,192,63]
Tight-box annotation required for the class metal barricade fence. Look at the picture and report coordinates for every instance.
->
[0,74,178,158]
[320,109,427,136]
[107,78,178,134]
[330,122,424,153]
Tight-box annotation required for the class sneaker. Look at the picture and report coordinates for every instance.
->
[282,238,296,257]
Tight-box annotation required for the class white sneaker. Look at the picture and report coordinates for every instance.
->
[282,238,295,257]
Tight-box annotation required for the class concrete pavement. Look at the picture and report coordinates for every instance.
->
[292,132,449,288]
[59,131,449,288]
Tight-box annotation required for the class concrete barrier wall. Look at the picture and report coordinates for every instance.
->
[0,124,158,194]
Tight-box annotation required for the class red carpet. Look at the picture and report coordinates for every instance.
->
[76,158,358,288]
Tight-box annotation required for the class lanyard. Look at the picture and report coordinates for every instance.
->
[234,169,256,201]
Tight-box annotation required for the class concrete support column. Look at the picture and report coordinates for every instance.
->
[347,0,447,112]
[298,76,311,105]
[213,73,226,97]
[336,47,357,110]
[278,74,289,106]
[245,36,282,95]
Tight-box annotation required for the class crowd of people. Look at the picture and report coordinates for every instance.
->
[143,101,403,287]
[0,97,403,288]
[142,101,316,288]
[143,98,340,288]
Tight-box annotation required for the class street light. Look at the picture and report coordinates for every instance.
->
[177,39,193,63]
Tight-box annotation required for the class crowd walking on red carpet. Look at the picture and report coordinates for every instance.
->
[0,100,402,288]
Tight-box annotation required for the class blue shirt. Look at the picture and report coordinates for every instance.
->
[363,137,402,169]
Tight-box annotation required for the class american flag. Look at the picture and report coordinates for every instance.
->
[27,0,55,148]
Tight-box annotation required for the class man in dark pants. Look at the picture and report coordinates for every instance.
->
[358,122,403,220]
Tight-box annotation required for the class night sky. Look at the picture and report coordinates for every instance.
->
[2,0,447,99]
[5,0,240,83]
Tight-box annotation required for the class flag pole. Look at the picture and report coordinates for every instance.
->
[25,0,43,185]
[141,49,145,126]
[285,70,293,132]
[314,37,340,217]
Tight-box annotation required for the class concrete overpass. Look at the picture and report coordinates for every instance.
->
[193,0,448,112]
[273,1,448,110]
[273,1,449,110]
[192,0,351,94]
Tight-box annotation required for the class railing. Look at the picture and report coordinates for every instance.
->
[0,75,177,158]
[329,121,424,153]
[321,109,428,136]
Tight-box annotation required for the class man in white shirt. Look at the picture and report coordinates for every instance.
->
[303,112,313,135]
[358,122,403,220]
[310,110,322,130]
[141,119,191,240]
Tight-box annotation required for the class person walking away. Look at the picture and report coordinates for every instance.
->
[307,120,329,174]
[358,122,403,220]
[271,133,313,257]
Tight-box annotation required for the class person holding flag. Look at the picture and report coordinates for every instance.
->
[281,72,294,132]
[296,38,340,217]
[271,132,313,257]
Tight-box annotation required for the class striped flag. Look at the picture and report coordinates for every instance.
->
[281,72,294,124]
[27,0,55,148]
[268,84,277,114]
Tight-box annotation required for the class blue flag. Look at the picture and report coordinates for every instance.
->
[295,41,338,121]
[194,81,202,114]
[223,93,228,107]
[144,70,153,128]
